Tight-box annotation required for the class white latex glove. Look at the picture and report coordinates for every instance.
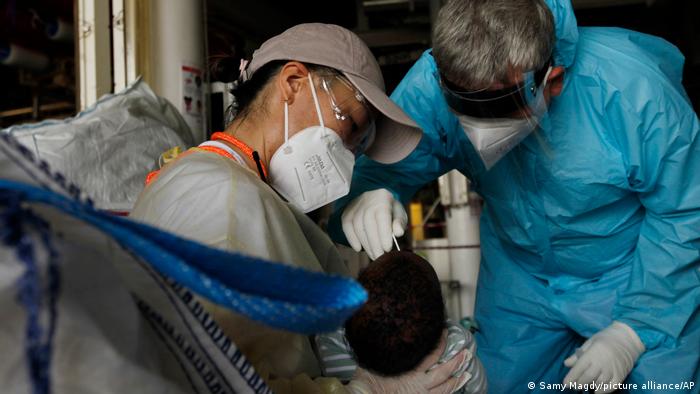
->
[342,189,408,260]
[563,322,645,393]
[346,332,471,394]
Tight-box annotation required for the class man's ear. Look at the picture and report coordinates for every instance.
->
[547,66,566,97]
[277,61,310,105]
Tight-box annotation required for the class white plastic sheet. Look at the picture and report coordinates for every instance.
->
[3,79,194,211]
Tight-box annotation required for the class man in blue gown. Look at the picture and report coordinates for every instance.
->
[330,0,700,392]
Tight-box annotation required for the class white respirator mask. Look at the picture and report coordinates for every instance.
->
[457,67,552,170]
[268,73,355,213]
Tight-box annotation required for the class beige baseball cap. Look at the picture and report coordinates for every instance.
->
[241,23,422,164]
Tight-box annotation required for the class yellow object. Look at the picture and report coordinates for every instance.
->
[410,202,425,241]
[158,146,183,168]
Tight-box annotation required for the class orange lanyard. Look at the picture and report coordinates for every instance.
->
[145,132,268,186]
[211,132,268,180]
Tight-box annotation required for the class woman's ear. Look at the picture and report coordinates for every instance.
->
[277,61,309,105]
[547,66,566,97]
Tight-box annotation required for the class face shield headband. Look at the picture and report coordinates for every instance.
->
[439,59,552,119]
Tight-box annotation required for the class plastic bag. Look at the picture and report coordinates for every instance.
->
[2,79,194,211]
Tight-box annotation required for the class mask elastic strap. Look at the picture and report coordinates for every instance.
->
[307,73,325,129]
[527,66,555,128]
[541,66,553,90]
[283,100,290,146]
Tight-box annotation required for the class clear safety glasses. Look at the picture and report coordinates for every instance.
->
[320,75,376,156]
[439,60,552,119]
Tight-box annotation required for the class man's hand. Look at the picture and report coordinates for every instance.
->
[563,322,645,393]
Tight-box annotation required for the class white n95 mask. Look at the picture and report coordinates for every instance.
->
[458,67,552,170]
[268,73,355,213]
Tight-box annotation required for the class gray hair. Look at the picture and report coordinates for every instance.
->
[433,0,555,90]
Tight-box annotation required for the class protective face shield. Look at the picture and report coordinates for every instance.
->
[268,73,356,213]
[440,64,553,169]
[319,75,376,158]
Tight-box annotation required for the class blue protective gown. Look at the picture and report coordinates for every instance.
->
[329,0,700,392]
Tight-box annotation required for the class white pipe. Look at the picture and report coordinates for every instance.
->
[442,170,481,319]
[46,19,75,42]
[150,0,206,143]
[0,44,50,71]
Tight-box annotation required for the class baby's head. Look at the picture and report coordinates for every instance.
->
[345,251,445,376]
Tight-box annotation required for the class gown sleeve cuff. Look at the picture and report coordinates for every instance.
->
[619,319,667,350]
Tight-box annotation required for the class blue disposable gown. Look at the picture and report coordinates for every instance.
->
[329,0,700,392]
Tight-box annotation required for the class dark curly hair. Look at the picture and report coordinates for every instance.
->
[344,251,446,376]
